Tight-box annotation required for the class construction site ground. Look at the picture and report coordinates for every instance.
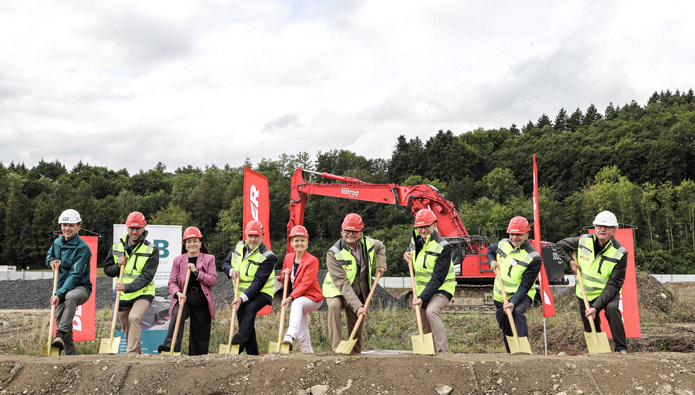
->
[1,276,694,394]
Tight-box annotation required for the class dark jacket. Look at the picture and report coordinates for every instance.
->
[45,234,92,303]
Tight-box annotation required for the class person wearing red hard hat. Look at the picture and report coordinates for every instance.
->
[403,208,456,353]
[556,210,629,354]
[158,226,217,355]
[103,211,160,353]
[279,225,323,353]
[322,213,387,353]
[221,220,277,355]
[487,216,542,353]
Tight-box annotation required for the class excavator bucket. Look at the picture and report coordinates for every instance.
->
[411,332,435,355]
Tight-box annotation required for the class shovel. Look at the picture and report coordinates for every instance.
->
[166,267,192,356]
[268,273,291,354]
[41,268,61,357]
[572,252,611,354]
[335,272,382,354]
[406,259,435,355]
[99,264,124,354]
[219,277,241,354]
[494,267,532,354]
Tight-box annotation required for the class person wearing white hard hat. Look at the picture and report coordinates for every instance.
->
[103,211,160,354]
[403,209,456,353]
[556,210,629,353]
[221,220,277,355]
[45,209,92,355]
[158,226,217,355]
[280,225,323,353]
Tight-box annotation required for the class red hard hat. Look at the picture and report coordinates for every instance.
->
[245,220,264,235]
[507,216,530,234]
[341,213,364,231]
[289,225,309,239]
[125,211,147,227]
[414,209,437,227]
[182,226,203,240]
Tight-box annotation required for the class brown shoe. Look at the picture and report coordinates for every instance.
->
[51,331,65,351]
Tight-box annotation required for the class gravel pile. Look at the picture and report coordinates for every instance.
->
[0,270,403,311]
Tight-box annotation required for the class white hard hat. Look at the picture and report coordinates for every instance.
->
[58,209,82,224]
[593,211,618,227]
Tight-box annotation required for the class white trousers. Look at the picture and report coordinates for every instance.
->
[285,296,322,353]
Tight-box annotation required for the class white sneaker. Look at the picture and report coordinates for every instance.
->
[282,334,294,351]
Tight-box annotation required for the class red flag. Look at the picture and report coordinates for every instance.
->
[532,154,555,317]
[67,235,98,341]
[590,228,641,338]
[243,167,271,249]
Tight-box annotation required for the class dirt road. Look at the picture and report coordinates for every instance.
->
[1,351,693,394]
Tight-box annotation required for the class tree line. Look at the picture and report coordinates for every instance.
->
[1,89,694,275]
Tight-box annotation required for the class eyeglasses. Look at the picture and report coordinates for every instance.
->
[343,230,361,235]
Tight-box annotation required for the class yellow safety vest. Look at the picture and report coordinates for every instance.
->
[408,232,456,297]
[575,234,626,300]
[493,239,539,303]
[322,237,376,298]
[112,235,156,301]
[230,240,275,298]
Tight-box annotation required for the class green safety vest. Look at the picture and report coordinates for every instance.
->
[230,240,275,298]
[409,232,456,297]
[322,236,376,298]
[575,234,627,300]
[112,235,157,302]
[493,239,539,303]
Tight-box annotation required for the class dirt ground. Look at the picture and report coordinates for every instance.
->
[1,280,694,394]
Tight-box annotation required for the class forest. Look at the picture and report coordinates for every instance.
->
[1,89,694,275]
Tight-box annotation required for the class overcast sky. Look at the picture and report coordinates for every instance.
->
[1,1,693,174]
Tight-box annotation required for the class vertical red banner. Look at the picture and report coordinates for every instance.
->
[243,167,271,249]
[532,154,555,317]
[590,228,642,338]
[73,235,97,341]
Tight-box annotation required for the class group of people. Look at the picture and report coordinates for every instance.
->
[46,207,629,355]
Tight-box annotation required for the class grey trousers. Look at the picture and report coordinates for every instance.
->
[419,293,451,354]
[54,286,90,355]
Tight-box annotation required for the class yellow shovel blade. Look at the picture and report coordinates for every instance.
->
[584,331,611,354]
[280,343,290,354]
[506,335,532,354]
[41,343,61,357]
[98,336,121,354]
[218,343,240,355]
[268,340,281,353]
[335,338,358,354]
[411,333,436,355]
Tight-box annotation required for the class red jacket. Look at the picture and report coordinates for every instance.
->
[282,252,323,303]
[168,253,217,320]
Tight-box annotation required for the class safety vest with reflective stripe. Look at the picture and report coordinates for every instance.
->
[322,237,375,298]
[493,239,539,303]
[409,232,456,297]
[112,235,157,302]
[575,234,626,300]
[230,240,275,298]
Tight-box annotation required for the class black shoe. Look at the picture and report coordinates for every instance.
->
[158,344,170,354]
[51,331,65,351]
[231,332,243,345]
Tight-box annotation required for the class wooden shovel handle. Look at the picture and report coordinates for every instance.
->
[493,267,519,338]
[227,277,240,344]
[346,272,383,342]
[109,264,125,338]
[48,268,59,343]
[169,267,192,353]
[407,258,427,337]
[572,252,599,334]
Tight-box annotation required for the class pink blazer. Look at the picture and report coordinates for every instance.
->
[168,253,217,320]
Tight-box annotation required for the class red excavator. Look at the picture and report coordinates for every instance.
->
[286,168,567,288]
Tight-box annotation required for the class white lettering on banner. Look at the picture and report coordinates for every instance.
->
[250,184,260,220]
[341,188,359,198]
[73,305,82,331]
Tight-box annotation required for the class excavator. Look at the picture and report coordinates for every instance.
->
[286,168,566,308]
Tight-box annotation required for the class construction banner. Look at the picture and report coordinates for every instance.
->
[243,167,271,249]
[72,235,98,341]
[532,154,555,317]
[592,227,642,338]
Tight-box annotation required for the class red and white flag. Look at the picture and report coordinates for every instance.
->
[243,167,271,249]
[532,154,555,318]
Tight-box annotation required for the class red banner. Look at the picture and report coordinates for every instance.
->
[243,167,271,249]
[532,154,555,317]
[590,228,642,338]
[73,235,97,341]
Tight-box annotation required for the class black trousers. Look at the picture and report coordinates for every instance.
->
[494,296,531,353]
[577,294,627,351]
[236,293,271,355]
[161,291,211,355]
